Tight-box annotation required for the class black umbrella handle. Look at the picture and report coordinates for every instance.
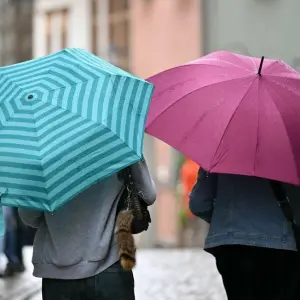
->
[257,56,265,76]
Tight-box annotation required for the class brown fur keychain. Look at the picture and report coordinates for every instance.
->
[115,210,136,271]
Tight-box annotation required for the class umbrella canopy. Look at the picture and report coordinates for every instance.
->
[0,48,153,219]
[146,51,300,186]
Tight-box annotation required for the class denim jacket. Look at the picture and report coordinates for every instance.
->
[189,169,297,251]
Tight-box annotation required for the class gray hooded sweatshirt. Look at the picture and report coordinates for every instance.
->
[19,159,156,280]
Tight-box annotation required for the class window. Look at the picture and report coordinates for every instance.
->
[108,0,130,71]
[45,9,69,55]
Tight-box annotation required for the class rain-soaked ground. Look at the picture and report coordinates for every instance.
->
[1,248,227,300]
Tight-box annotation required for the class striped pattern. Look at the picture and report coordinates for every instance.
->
[0,48,154,214]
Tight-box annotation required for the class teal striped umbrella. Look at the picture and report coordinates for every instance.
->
[0,48,154,235]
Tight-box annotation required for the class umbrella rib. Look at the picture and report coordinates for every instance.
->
[189,60,251,72]
[148,75,252,128]
[35,85,101,127]
[45,96,129,146]
[265,77,300,106]
[232,53,259,72]
[254,80,260,174]
[265,74,300,80]
[262,82,300,181]
[150,66,247,101]
[0,101,49,204]
[210,80,257,169]
[148,61,251,83]
[31,109,49,201]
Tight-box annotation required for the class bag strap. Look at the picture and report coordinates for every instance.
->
[213,174,218,201]
[123,167,139,195]
[269,180,300,250]
[122,167,143,212]
[205,170,218,202]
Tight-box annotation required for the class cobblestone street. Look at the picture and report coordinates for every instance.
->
[1,248,227,300]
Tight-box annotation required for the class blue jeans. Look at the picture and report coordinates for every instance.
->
[3,207,19,264]
[42,261,135,300]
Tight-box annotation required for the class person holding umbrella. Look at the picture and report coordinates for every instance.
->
[145,51,300,299]
[189,169,300,299]
[178,157,205,247]
[0,48,155,299]
[19,158,155,300]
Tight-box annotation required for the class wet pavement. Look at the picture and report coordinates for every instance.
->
[0,247,41,300]
[1,248,227,300]
[134,249,226,300]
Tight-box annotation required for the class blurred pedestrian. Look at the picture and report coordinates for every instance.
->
[180,157,199,220]
[12,208,25,271]
[189,168,300,300]
[2,206,25,277]
[0,232,4,277]
[178,158,205,247]
[19,159,156,300]
[3,206,18,276]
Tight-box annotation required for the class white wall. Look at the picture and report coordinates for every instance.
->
[204,0,300,69]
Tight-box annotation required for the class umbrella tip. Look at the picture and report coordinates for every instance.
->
[257,56,265,76]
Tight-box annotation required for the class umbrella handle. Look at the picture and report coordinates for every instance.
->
[257,56,265,76]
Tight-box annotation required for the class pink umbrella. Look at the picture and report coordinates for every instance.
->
[146,51,300,185]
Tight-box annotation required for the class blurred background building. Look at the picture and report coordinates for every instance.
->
[1,0,300,248]
[0,0,33,66]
